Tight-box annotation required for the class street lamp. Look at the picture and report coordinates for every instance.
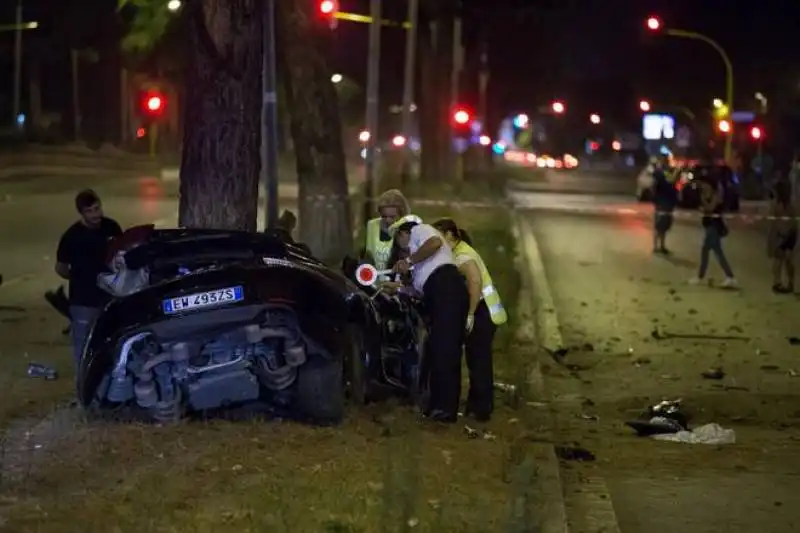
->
[551,101,565,114]
[167,0,181,11]
[589,113,600,124]
[331,73,343,83]
[639,100,651,112]
[646,16,734,163]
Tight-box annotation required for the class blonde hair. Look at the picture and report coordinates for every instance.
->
[376,189,409,216]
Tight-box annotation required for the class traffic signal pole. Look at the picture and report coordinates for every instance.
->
[363,0,382,223]
[399,0,418,185]
[261,0,280,229]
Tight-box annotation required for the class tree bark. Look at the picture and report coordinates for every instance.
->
[178,0,262,231]
[277,0,351,263]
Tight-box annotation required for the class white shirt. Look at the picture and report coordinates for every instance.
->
[408,224,454,294]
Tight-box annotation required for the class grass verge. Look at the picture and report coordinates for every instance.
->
[0,179,545,533]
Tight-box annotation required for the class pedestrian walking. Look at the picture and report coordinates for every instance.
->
[55,189,122,374]
[767,179,797,293]
[690,179,738,287]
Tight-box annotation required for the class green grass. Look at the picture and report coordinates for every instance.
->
[0,178,544,532]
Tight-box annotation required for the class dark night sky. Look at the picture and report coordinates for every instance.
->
[1,0,798,139]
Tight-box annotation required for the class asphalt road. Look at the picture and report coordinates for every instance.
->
[0,173,310,307]
[511,183,800,533]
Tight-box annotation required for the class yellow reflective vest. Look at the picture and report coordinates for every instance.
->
[365,218,393,271]
[453,241,508,325]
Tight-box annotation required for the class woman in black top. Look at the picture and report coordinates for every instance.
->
[690,179,738,288]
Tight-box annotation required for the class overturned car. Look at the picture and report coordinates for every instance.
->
[79,226,428,424]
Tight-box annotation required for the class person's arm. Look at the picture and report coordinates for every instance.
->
[55,232,71,280]
[457,256,482,316]
[407,226,443,265]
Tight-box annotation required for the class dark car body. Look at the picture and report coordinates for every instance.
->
[80,226,427,424]
[675,164,740,211]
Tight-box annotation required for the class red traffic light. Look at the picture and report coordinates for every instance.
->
[639,100,651,112]
[319,0,336,14]
[453,108,471,125]
[551,101,565,114]
[646,16,661,31]
[142,91,165,116]
[750,126,763,140]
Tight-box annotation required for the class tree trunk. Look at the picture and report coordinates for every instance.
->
[418,20,441,182]
[277,0,351,263]
[177,0,262,231]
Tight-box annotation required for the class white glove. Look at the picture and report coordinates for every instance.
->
[466,314,475,333]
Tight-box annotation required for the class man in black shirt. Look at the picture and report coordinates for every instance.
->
[55,189,123,373]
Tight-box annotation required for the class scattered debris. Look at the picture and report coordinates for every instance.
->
[788,369,799,378]
[27,362,57,380]
[578,413,599,421]
[464,425,496,441]
[652,327,748,341]
[632,356,651,366]
[701,367,725,380]
[760,364,780,371]
[625,399,689,436]
[652,423,736,445]
[555,445,595,462]
[788,336,800,346]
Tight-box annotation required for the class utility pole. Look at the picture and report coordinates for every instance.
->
[478,40,490,169]
[12,0,23,125]
[399,0,419,185]
[261,0,280,229]
[450,16,463,181]
[71,49,82,140]
[363,0,382,222]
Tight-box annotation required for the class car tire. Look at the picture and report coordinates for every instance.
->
[343,325,369,405]
[296,355,344,425]
[411,321,431,413]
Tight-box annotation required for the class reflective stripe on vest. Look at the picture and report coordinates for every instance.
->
[454,241,508,326]
[365,218,393,271]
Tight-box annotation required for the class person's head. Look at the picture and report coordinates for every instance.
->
[75,189,103,227]
[432,218,472,247]
[376,189,409,230]
[389,214,422,250]
[276,209,297,233]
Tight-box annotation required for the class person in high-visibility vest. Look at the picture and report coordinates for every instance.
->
[433,218,507,422]
[362,189,410,273]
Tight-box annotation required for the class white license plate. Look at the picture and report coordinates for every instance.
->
[162,286,244,314]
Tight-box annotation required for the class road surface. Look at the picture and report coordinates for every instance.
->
[512,185,800,533]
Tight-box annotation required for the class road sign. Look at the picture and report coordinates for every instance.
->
[731,111,755,123]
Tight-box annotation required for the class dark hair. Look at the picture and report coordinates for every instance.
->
[396,221,418,234]
[432,217,472,245]
[75,189,100,213]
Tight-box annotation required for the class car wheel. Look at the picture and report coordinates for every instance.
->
[344,325,369,405]
[411,321,431,413]
[296,355,344,425]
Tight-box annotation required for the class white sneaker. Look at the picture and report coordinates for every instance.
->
[721,277,738,288]
[688,277,702,285]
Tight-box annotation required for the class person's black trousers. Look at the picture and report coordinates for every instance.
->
[465,300,496,419]
[422,264,469,419]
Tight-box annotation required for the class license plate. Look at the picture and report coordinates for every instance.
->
[162,286,244,314]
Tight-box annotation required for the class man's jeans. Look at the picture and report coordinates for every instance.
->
[70,306,100,374]
[698,226,734,279]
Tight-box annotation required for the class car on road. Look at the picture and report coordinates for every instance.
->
[80,226,428,424]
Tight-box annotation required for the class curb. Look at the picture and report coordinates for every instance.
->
[512,212,569,533]
[512,212,622,533]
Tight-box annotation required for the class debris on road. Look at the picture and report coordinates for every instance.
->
[701,367,725,380]
[26,362,57,380]
[651,327,749,341]
[787,336,800,346]
[625,399,689,437]
[554,445,596,462]
[652,423,736,445]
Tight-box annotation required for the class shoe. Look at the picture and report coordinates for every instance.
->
[659,247,671,255]
[721,277,738,289]
[772,284,791,294]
